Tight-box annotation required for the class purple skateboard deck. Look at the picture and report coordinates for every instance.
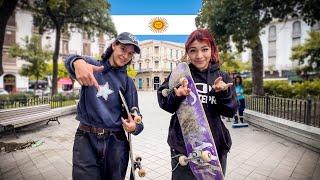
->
[169,62,224,180]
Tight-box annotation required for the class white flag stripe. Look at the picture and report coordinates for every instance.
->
[112,15,197,35]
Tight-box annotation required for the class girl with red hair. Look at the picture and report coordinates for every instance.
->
[158,29,238,179]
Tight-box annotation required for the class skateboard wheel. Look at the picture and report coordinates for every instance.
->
[201,151,211,162]
[138,168,146,177]
[135,116,142,124]
[178,155,188,166]
[135,156,142,162]
[161,89,169,97]
[179,77,187,85]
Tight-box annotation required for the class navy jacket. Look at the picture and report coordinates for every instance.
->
[157,63,237,156]
[65,54,143,135]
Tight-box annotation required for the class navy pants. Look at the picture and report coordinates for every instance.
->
[72,129,129,180]
[234,99,245,123]
[171,149,228,180]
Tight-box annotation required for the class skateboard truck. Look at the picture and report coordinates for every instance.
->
[131,107,142,124]
[178,150,215,166]
[162,77,188,97]
[119,90,146,179]
[133,156,146,177]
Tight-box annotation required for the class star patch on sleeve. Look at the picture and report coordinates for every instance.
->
[96,82,114,101]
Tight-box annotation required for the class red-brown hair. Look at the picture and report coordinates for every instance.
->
[185,28,220,64]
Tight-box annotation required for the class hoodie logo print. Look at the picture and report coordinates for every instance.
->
[195,83,217,105]
[96,82,114,101]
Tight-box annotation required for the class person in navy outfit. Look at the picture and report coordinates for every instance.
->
[65,32,143,180]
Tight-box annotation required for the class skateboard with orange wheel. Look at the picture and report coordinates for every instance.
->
[162,62,224,180]
[119,90,146,179]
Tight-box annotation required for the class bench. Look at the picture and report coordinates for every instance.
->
[0,104,60,138]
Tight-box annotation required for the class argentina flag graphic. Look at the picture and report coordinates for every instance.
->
[109,0,201,43]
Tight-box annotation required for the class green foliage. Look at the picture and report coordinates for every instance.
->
[31,0,116,37]
[293,81,320,99]
[127,66,137,78]
[9,34,52,81]
[243,79,320,98]
[197,0,320,95]
[260,0,320,26]
[220,51,251,73]
[243,79,252,94]
[45,62,68,78]
[264,81,294,97]
[25,0,116,94]
[0,92,34,101]
[197,0,267,50]
[291,31,320,76]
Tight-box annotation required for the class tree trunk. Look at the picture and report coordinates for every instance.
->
[251,37,264,95]
[35,76,39,93]
[52,26,61,95]
[0,0,18,76]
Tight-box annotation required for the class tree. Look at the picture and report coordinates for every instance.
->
[291,31,320,79]
[9,35,52,91]
[197,0,320,95]
[0,0,19,76]
[45,62,69,79]
[29,0,116,95]
[219,51,251,74]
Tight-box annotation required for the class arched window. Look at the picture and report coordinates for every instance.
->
[292,21,301,47]
[268,25,277,66]
[292,21,301,38]
[268,26,277,41]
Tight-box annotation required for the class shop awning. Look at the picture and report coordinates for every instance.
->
[58,78,72,85]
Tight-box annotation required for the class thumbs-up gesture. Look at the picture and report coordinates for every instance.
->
[73,59,104,90]
[212,77,233,92]
[122,115,136,133]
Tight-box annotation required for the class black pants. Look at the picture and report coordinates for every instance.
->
[72,129,129,180]
[171,149,228,180]
[234,99,245,123]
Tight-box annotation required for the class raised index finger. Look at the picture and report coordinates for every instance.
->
[214,76,223,85]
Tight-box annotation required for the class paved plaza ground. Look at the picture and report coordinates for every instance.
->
[0,91,319,180]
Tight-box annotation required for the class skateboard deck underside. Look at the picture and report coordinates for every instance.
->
[169,63,224,180]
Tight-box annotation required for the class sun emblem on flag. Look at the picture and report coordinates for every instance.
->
[149,17,168,33]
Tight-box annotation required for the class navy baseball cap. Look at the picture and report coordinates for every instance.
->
[116,32,140,54]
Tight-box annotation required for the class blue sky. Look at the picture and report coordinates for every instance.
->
[108,0,202,43]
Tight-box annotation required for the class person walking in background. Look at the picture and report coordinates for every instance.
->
[157,28,238,179]
[64,32,143,180]
[234,75,246,124]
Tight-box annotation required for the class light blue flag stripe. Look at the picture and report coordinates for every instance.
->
[108,0,201,15]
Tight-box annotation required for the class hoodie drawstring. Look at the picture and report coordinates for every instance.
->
[206,66,210,108]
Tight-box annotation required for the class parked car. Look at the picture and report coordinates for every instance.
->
[0,89,9,95]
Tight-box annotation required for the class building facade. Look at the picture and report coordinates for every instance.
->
[131,40,185,91]
[1,8,111,93]
[241,18,320,79]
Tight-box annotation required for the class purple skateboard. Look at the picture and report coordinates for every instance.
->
[168,62,224,180]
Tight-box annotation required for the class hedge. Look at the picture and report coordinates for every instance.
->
[243,79,320,99]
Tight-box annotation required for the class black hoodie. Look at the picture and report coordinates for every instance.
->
[157,63,238,157]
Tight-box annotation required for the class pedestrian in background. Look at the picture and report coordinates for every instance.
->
[233,75,246,124]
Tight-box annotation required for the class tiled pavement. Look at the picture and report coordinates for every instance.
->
[0,91,319,180]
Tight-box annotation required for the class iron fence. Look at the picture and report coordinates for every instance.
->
[0,95,79,110]
[246,94,320,128]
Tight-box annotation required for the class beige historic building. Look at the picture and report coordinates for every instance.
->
[131,40,185,91]
[1,8,111,93]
